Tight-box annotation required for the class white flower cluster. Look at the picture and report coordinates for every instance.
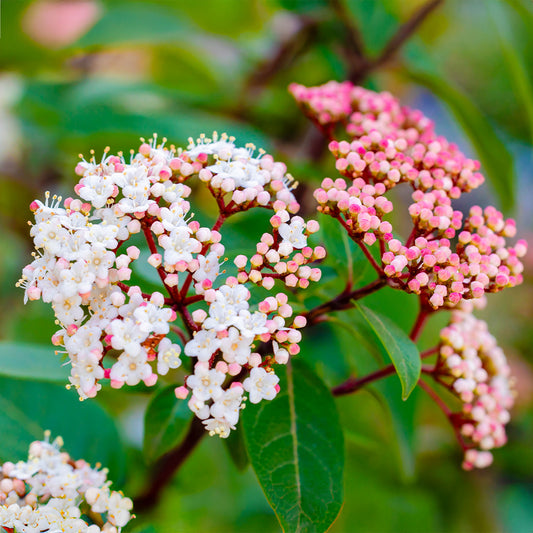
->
[19,133,322,437]
[0,433,132,532]
[187,132,299,210]
[179,283,306,437]
[437,299,515,469]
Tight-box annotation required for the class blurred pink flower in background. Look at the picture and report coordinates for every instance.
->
[22,0,101,49]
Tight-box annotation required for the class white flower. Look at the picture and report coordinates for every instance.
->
[52,293,84,325]
[207,159,268,188]
[210,387,244,426]
[203,300,239,331]
[58,260,95,297]
[279,216,307,249]
[193,252,220,284]
[86,222,119,250]
[133,303,172,335]
[71,351,105,394]
[82,243,115,280]
[234,309,268,337]
[159,226,200,266]
[32,217,70,256]
[219,327,253,364]
[106,490,133,528]
[188,395,210,420]
[243,367,279,404]
[159,200,189,232]
[202,417,233,438]
[187,366,225,401]
[157,338,182,375]
[184,329,221,362]
[109,318,148,356]
[110,350,151,385]
[64,325,103,357]
[217,285,250,312]
[79,173,115,208]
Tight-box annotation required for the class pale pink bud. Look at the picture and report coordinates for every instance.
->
[175,386,189,399]
[165,274,179,287]
[257,191,270,205]
[216,361,228,374]
[144,373,158,387]
[204,289,217,302]
[249,270,262,283]
[127,219,141,234]
[276,292,288,305]
[262,277,275,290]
[313,246,326,259]
[249,353,262,367]
[148,254,162,268]
[228,363,242,376]
[237,271,249,283]
[148,222,162,237]
[180,162,194,176]
[285,274,298,287]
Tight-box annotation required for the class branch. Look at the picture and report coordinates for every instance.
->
[134,417,206,511]
[305,277,387,323]
[373,0,445,70]
[329,0,369,80]
[409,304,432,342]
[332,363,397,396]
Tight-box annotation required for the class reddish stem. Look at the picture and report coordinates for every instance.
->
[134,417,206,511]
[305,277,387,323]
[332,364,397,396]
[418,378,452,417]
[420,346,439,359]
[418,378,469,451]
[357,241,383,275]
[409,305,431,342]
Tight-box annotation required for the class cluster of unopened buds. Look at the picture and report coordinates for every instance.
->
[18,132,322,438]
[291,81,527,310]
[291,80,527,468]
[433,299,515,469]
[0,432,132,532]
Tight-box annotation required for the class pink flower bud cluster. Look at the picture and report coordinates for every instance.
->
[18,133,321,437]
[314,176,393,245]
[291,81,527,308]
[0,433,132,532]
[290,81,432,137]
[233,210,323,290]
[435,300,515,470]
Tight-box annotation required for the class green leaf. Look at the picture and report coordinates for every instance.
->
[242,358,344,533]
[318,213,368,284]
[488,1,533,147]
[0,342,69,383]
[372,379,418,480]
[330,311,417,479]
[144,385,193,463]
[0,377,124,480]
[406,69,516,212]
[76,3,197,47]
[223,427,249,472]
[354,305,420,400]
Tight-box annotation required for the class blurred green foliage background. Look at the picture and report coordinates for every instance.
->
[0,1,532,532]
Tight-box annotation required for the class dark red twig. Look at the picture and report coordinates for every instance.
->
[332,364,397,396]
[134,417,206,511]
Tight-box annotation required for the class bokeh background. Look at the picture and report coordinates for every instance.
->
[0,1,532,532]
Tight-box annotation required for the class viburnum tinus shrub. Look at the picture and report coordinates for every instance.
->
[9,81,527,532]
